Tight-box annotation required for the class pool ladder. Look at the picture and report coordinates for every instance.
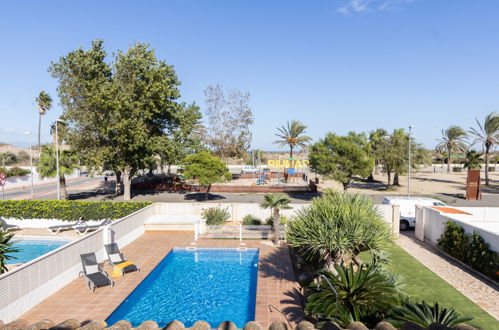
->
[268,304,292,328]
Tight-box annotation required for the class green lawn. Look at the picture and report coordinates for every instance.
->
[361,244,498,329]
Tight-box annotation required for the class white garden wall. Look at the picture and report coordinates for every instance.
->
[415,206,499,253]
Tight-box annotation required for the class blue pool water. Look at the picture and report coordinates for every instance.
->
[106,248,259,328]
[7,239,69,264]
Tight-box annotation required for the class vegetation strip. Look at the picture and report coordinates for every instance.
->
[0,200,152,221]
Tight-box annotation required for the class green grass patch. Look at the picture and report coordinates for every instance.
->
[361,244,498,329]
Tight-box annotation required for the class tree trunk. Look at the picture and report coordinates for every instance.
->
[387,171,392,186]
[37,114,42,158]
[168,164,172,174]
[290,145,293,158]
[115,171,122,195]
[273,209,280,245]
[485,144,490,186]
[342,182,349,193]
[393,173,400,186]
[447,148,451,173]
[60,177,68,200]
[205,184,211,201]
[123,167,135,201]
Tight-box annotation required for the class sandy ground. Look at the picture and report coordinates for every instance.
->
[315,171,499,197]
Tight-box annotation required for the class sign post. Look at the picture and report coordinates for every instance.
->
[0,172,6,200]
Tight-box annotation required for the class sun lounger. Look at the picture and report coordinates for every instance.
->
[73,218,113,236]
[0,218,19,232]
[47,217,83,234]
[79,253,114,291]
[105,242,140,277]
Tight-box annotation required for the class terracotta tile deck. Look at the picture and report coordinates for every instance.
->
[20,231,303,328]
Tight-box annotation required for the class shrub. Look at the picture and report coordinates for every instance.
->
[288,191,393,269]
[0,230,20,274]
[488,167,495,172]
[438,221,499,281]
[0,167,31,178]
[437,221,468,261]
[266,214,289,226]
[466,231,498,279]
[452,167,462,172]
[242,215,262,225]
[0,200,152,221]
[202,206,230,225]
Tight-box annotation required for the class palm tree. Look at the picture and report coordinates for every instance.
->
[469,112,499,186]
[274,120,312,158]
[35,91,53,156]
[259,193,292,245]
[36,145,79,200]
[392,301,472,328]
[306,264,401,328]
[463,150,482,170]
[436,125,468,173]
[0,230,20,274]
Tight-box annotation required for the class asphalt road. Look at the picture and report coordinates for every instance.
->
[1,176,104,200]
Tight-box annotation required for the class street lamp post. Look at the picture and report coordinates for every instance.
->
[25,131,34,197]
[55,119,66,200]
[408,125,414,197]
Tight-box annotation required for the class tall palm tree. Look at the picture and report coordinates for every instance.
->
[469,112,499,186]
[274,120,312,158]
[260,193,292,245]
[35,91,53,155]
[435,125,468,173]
[0,230,20,274]
[36,145,79,200]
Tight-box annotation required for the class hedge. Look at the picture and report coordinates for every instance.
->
[0,200,153,221]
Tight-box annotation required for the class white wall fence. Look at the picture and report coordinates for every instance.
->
[0,204,155,322]
[415,206,499,253]
[1,167,80,190]
[153,202,396,225]
[150,203,399,237]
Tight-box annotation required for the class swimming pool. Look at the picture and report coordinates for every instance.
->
[7,238,70,264]
[106,248,259,328]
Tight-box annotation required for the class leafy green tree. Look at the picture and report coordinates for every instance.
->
[306,264,401,328]
[36,145,79,200]
[259,193,292,245]
[274,120,312,158]
[469,112,499,185]
[367,128,389,181]
[463,150,482,170]
[436,125,468,174]
[0,230,20,274]
[182,151,232,200]
[287,191,393,268]
[50,40,199,200]
[309,133,373,192]
[392,301,472,328]
[35,91,53,156]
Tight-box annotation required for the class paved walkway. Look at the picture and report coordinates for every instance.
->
[397,233,499,320]
[20,232,303,328]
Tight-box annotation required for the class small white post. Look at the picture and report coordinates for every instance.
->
[239,223,242,241]
[194,222,199,241]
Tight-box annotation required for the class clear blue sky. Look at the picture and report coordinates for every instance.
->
[1,0,498,151]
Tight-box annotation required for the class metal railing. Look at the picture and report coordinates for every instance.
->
[200,224,286,240]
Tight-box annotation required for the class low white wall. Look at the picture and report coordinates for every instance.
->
[3,218,104,229]
[416,206,499,253]
[153,203,394,224]
[2,167,81,190]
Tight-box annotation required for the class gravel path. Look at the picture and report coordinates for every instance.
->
[397,233,499,320]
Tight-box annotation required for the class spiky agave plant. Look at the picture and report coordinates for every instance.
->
[392,301,473,328]
[0,230,20,273]
[287,190,394,269]
[306,263,402,328]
